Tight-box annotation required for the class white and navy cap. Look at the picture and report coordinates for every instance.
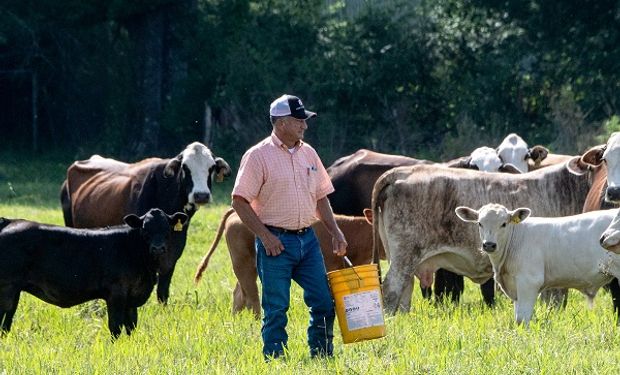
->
[269,94,317,120]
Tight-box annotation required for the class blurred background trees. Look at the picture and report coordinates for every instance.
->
[1,0,618,166]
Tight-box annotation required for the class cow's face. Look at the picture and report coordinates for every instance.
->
[455,203,530,254]
[470,147,503,172]
[497,133,529,173]
[164,142,231,208]
[603,133,620,203]
[124,209,189,255]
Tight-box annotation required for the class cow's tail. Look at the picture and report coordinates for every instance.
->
[194,207,235,284]
[371,169,398,282]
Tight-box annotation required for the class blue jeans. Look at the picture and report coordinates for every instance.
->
[255,227,335,358]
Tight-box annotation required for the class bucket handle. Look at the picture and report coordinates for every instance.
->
[343,256,363,285]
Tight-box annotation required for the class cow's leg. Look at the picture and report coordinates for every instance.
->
[480,279,495,307]
[383,262,415,314]
[514,280,541,326]
[399,279,413,312]
[123,307,138,335]
[231,254,260,318]
[232,282,245,313]
[607,278,620,321]
[106,300,126,339]
[59,180,74,227]
[0,289,20,334]
[156,271,174,304]
[420,285,433,300]
[433,269,464,304]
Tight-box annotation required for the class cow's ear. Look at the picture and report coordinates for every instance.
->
[455,206,479,222]
[363,208,373,224]
[124,214,143,228]
[566,156,590,176]
[527,145,549,165]
[164,156,183,178]
[214,157,232,182]
[499,163,522,174]
[169,212,189,227]
[581,145,606,166]
[445,156,473,169]
[509,208,531,224]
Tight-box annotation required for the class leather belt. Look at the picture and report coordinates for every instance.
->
[265,225,311,235]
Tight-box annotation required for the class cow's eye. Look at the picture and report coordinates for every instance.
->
[478,223,482,227]
[501,223,507,228]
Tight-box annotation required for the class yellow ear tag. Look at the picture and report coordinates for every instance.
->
[174,219,183,232]
[511,216,521,224]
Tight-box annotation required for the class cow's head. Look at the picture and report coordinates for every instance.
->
[124,208,189,256]
[567,132,620,203]
[163,142,232,208]
[455,203,531,254]
[469,146,522,173]
[446,146,522,173]
[497,133,549,173]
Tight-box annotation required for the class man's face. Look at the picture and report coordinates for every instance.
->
[281,117,308,142]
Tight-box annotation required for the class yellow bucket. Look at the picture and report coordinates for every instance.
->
[327,264,386,344]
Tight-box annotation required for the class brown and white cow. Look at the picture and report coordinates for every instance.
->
[193,208,384,318]
[371,161,593,313]
[60,142,231,304]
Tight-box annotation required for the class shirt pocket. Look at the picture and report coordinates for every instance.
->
[305,165,318,199]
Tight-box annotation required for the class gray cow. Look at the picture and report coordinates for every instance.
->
[371,161,593,313]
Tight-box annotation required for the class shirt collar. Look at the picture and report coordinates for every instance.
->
[270,132,304,151]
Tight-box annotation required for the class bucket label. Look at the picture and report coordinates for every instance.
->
[343,290,384,330]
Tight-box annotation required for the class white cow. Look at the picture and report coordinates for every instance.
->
[497,133,549,173]
[456,203,620,325]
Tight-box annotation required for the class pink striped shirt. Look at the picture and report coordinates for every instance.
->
[232,132,334,230]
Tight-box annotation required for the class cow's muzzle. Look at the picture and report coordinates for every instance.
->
[150,244,167,255]
[482,242,497,253]
[192,192,211,205]
[605,186,620,204]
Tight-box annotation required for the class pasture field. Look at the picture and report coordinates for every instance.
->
[2,156,620,374]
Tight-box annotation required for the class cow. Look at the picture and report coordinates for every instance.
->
[326,149,430,216]
[371,161,593,314]
[60,142,231,304]
[496,133,550,173]
[456,203,620,326]
[327,146,524,305]
[566,132,620,315]
[0,208,188,338]
[193,208,383,318]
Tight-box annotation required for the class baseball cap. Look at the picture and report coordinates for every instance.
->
[269,94,317,120]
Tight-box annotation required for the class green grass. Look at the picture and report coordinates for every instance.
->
[2,157,620,373]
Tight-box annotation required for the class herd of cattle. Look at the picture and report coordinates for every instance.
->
[3,133,620,338]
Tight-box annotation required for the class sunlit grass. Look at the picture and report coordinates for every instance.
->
[2,157,620,373]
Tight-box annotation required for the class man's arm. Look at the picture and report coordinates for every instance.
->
[231,195,285,256]
[316,197,347,256]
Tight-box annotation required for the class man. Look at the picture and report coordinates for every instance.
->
[231,94,348,360]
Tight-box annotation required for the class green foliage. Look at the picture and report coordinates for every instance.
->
[596,115,620,144]
[1,0,619,163]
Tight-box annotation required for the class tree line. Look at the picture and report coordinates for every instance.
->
[1,0,618,166]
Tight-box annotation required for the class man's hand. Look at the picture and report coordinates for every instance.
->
[332,231,347,257]
[259,231,285,256]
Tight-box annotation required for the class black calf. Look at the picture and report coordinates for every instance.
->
[0,208,188,338]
